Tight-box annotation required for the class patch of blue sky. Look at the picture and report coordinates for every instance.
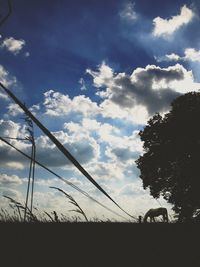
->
[187,61,200,81]
[135,0,193,17]
[98,142,110,162]
[0,100,9,117]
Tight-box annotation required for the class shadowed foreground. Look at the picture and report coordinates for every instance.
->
[1,222,199,266]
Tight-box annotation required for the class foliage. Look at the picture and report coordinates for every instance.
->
[136,92,200,222]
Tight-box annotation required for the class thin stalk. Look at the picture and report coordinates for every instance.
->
[30,142,36,213]
[50,186,88,222]
[0,136,133,221]
[24,144,34,221]
[0,81,134,219]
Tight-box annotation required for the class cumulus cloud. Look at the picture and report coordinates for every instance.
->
[0,121,28,169]
[34,177,68,189]
[105,147,139,162]
[87,162,125,181]
[0,65,17,99]
[64,118,142,181]
[119,182,146,196]
[65,118,120,145]
[153,5,194,38]
[43,90,100,117]
[65,118,143,153]
[87,62,200,124]
[0,119,21,137]
[184,48,200,62]
[86,62,114,88]
[35,131,100,168]
[7,103,24,116]
[1,37,25,55]
[0,174,22,185]
[155,54,180,62]
[156,48,200,63]
[119,1,137,21]
[28,104,40,116]
[164,53,181,61]
[0,119,100,169]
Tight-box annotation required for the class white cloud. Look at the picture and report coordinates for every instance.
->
[35,131,100,168]
[0,119,31,169]
[119,181,146,196]
[64,118,142,182]
[79,78,87,91]
[5,162,25,170]
[153,5,194,38]
[156,48,200,63]
[64,119,119,145]
[87,62,200,124]
[1,37,26,55]
[86,61,114,88]
[119,1,137,21]
[166,53,181,61]
[0,119,21,137]
[42,64,196,125]
[7,103,24,116]
[43,90,100,117]
[0,65,17,99]
[87,162,125,181]
[155,54,181,63]
[34,178,68,189]
[0,174,22,185]
[100,99,149,124]
[29,104,40,115]
[0,187,23,201]
[64,118,143,153]
[184,48,200,62]
[0,119,100,169]
[168,69,200,93]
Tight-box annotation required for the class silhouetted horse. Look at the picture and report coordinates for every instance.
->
[143,207,168,223]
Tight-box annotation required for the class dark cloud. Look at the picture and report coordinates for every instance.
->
[0,127,99,169]
[0,120,20,137]
[108,65,183,115]
[35,136,98,167]
[110,147,139,162]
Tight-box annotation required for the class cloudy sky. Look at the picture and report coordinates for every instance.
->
[0,0,200,221]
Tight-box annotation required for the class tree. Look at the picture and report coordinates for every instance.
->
[136,92,200,222]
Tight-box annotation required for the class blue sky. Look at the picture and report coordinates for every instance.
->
[0,0,200,221]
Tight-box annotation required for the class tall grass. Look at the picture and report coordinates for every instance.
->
[50,186,88,222]
[1,189,90,222]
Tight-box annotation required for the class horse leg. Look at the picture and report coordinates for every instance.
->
[163,212,168,222]
[165,212,169,223]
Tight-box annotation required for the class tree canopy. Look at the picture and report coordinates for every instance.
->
[136,92,200,222]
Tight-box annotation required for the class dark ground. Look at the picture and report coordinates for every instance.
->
[1,222,200,267]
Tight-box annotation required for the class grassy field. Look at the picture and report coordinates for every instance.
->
[0,221,199,267]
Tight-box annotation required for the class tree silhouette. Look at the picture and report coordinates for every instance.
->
[136,92,200,222]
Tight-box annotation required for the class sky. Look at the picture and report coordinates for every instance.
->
[0,0,200,221]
